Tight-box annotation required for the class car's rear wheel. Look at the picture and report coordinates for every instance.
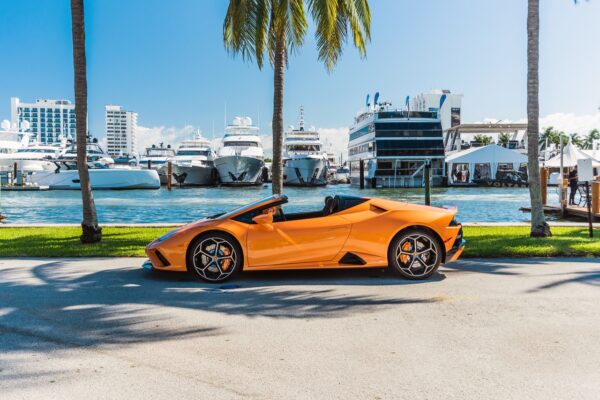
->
[388,229,442,280]
[187,232,242,283]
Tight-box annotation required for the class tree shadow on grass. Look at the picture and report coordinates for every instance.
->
[0,260,441,354]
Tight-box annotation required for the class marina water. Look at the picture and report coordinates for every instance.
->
[0,185,559,224]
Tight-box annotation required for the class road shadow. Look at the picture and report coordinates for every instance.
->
[445,257,600,277]
[0,260,442,354]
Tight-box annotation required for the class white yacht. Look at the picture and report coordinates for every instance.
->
[325,153,350,184]
[140,143,176,184]
[171,131,216,186]
[283,108,328,186]
[0,119,65,172]
[30,138,160,189]
[61,140,115,165]
[30,161,160,190]
[215,117,264,186]
[0,143,63,172]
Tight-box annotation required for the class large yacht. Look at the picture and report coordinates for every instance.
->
[61,139,115,164]
[0,121,64,172]
[282,108,328,186]
[214,117,264,186]
[347,96,445,188]
[30,137,160,189]
[0,143,63,172]
[140,143,176,184]
[171,131,216,186]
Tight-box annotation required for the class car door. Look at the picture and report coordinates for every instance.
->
[246,215,351,267]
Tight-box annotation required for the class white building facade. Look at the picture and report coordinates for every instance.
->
[412,90,463,132]
[10,97,76,144]
[105,105,138,157]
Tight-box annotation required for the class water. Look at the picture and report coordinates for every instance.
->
[0,184,560,224]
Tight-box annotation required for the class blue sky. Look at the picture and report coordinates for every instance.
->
[0,0,598,144]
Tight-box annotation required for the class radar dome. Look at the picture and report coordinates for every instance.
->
[233,117,242,126]
[20,120,30,130]
[1,120,10,130]
[242,117,252,126]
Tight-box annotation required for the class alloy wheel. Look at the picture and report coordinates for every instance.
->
[395,234,439,278]
[192,237,238,282]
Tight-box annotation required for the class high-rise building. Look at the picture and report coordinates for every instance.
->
[412,90,463,132]
[10,97,76,144]
[105,105,138,156]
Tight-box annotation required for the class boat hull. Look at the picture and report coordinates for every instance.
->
[171,165,215,186]
[214,156,264,186]
[283,158,328,186]
[30,168,161,190]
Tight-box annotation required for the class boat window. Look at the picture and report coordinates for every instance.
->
[288,144,320,152]
[224,141,258,147]
[176,150,209,156]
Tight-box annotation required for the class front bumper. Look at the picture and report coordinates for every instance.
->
[142,259,154,270]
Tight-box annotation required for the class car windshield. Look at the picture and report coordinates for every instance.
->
[211,195,287,220]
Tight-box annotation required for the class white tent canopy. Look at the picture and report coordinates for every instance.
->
[544,142,600,168]
[446,144,528,184]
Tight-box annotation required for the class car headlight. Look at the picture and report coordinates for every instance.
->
[158,229,179,242]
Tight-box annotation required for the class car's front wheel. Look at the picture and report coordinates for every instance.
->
[388,229,442,280]
[187,232,242,283]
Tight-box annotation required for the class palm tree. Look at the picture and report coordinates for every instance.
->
[498,132,511,147]
[71,0,101,243]
[570,132,584,148]
[473,134,493,145]
[526,0,551,237]
[583,128,600,150]
[224,0,371,194]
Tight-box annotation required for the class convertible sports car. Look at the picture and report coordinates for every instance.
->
[144,194,465,282]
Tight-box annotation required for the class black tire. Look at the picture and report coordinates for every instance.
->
[186,231,243,283]
[388,228,442,280]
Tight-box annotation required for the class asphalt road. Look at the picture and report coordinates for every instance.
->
[1,257,599,399]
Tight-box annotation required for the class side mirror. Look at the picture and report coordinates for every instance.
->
[252,213,273,225]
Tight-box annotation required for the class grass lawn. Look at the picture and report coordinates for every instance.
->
[0,226,599,258]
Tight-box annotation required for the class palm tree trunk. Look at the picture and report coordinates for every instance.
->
[71,0,101,243]
[271,32,285,195]
[527,0,551,237]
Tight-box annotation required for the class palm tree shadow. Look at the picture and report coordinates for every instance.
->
[0,260,442,354]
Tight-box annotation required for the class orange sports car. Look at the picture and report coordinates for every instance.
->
[144,194,465,282]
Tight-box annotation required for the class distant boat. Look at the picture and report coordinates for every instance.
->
[140,143,176,184]
[214,117,264,186]
[29,137,159,189]
[283,107,328,186]
[171,131,217,186]
[30,161,160,190]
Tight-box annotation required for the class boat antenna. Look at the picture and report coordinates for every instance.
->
[212,120,215,139]
[257,106,260,130]
[224,102,227,127]
[299,105,305,131]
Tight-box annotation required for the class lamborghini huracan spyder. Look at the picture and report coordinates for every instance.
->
[144,194,465,282]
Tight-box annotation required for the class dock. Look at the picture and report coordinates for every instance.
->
[0,185,49,191]
[520,205,600,221]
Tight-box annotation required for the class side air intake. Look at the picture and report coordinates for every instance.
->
[339,252,366,265]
